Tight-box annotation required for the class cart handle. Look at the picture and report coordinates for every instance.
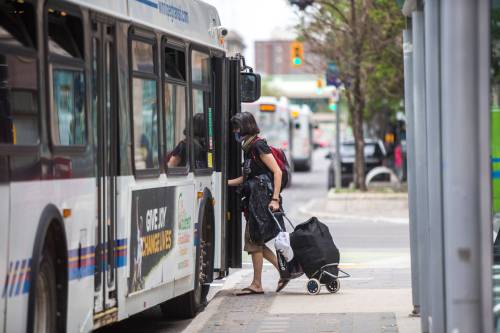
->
[267,208,295,231]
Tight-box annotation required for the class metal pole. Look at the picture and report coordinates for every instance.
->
[403,24,420,316]
[440,0,489,331]
[423,0,445,331]
[412,7,432,332]
[335,95,341,191]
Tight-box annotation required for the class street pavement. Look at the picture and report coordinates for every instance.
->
[101,148,420,333]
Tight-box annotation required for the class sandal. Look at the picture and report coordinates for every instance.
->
[276,278,290,292]
[235,287,264,296]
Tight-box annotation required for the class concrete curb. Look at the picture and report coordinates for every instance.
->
[299,199,410,224]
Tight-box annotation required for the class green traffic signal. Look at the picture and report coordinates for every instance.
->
[293,57,302,65]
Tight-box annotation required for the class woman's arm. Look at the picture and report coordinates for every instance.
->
[228,176,244,187]
[260,153,282,210]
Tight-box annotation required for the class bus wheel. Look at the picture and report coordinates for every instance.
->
[34,250,57,333]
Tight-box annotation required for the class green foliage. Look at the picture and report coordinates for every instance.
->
[296,0,405,189]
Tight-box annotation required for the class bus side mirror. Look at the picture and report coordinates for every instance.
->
[241,72,261,103]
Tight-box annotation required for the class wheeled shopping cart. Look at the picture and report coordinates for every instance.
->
[269,209,350,295]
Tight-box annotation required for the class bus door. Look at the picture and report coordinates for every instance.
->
[0,157,8,326]
[225,57,243,268]
[91,15,118,313]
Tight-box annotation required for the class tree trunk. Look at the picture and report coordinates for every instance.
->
[353,104,366,191]
[351,64,366,191]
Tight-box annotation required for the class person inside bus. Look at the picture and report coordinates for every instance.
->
[166,128,187,168]
[228,112,289,295]
[166,113,207,168]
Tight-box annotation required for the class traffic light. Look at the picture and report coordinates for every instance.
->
[316,78,324,95]
[289,0,314,10]
[290,41,304,67]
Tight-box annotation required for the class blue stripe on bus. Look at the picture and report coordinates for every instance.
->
[9,261,20,297]
[15,260,27,296]
[494,171,500,179]
[69,265,95,280]
[1,239,128,293]
[68,245,95,258]
[2,262,12,298]
[117,255,127,268]
[493,157,500,163]
[136,0,158,9]
[22,260,31,294]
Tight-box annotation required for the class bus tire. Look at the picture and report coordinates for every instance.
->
[33,249,58,333]
[160,193,214,318]
[28,207,68,333]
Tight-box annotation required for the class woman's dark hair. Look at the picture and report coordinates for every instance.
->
[193,113,206,138]
[230,112,260,136]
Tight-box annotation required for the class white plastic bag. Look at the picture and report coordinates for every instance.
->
[274,231,294,262]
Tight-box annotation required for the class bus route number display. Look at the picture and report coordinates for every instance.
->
[129,187,175,293]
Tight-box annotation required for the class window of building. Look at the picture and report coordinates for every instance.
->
[0,1,39,146]
[190,49,212,170]
[131,37,159,172]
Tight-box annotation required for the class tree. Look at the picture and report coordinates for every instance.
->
[296,0,404,190]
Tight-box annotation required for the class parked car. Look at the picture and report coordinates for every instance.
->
[327,139,387,188]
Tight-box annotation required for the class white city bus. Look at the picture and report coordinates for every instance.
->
[290,104,313,171]
[0,0,256,331]
[241,96,293,164]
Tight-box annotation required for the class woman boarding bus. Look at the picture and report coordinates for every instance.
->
[0,0,259,331]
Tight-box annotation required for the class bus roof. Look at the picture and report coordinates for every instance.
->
[68,0,225,50]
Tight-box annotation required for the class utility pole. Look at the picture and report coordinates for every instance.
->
[335,95,341,191]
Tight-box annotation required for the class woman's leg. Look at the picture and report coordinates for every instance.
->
[249,251,264,291]
[263,246,278,270]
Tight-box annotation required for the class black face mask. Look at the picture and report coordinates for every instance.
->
[234,132,244,143]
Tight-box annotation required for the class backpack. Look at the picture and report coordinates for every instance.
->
[250,137,291,190]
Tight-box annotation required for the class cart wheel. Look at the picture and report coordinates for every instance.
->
[326,279,340,293]
[306,279,321,295]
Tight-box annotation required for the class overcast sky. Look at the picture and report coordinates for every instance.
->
[204,0,299,65]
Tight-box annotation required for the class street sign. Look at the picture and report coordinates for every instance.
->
[326,62,341,87]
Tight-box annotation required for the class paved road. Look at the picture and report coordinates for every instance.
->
[100,149,417,333]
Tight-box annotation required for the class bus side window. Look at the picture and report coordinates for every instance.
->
[0,1,39,146]
[47,7,87,147]
[130,37,159,172]
[191,50,212,170]
[163,44,188,171]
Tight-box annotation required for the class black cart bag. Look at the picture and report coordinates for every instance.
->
[290,217,340,284]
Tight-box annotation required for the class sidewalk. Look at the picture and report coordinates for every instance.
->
[183,189,419,333]
[186,264,420,333]
[300,191,409,224]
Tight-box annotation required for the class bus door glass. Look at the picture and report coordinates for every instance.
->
[91,16,118,312]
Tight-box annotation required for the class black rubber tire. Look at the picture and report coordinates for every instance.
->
[326,279,341,293]
[34,251,57,333]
